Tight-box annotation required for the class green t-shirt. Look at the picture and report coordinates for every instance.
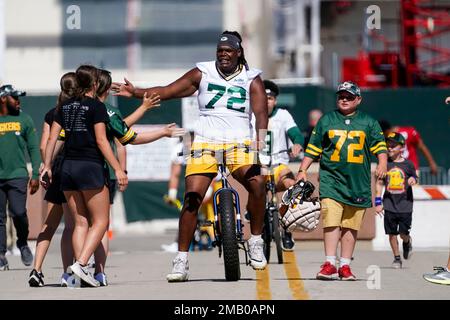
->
[0,111,40,179]
[305,110,387,207]
[105,103,137,179]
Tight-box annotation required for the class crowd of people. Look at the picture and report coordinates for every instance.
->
[0,30,448,287]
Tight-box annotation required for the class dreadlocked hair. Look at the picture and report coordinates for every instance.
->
[221,30,249,70]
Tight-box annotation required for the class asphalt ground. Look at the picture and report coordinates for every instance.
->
[0,231,448,301]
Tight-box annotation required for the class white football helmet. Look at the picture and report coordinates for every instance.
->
[281,200,321,232]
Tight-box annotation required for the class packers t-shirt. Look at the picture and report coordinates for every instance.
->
[305,110,387,207]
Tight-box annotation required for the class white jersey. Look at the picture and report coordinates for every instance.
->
[253,108,299,165]
[194,61,262,143]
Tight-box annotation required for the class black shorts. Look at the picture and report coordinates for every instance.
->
[61,159,108,191]
[44,158,66,205]
[109,179,117,204]
[384,210,412,235]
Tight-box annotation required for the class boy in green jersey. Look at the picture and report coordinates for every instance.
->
[296,81,387,280]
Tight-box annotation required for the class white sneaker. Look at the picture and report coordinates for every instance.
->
[68,261,99,287]
[61,272,71,287]
[161,242,178,253]
[94,272,108,286]
[248,237,267,270]
[166,257,189,282]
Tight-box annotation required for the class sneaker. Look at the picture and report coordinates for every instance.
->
[94,272,108,286]
[61,272,71,287]
[28,269,44,287]
[316,261,338,280]
[338,265,356,281]
[402,238,412,260]
[0,255,9,271]
[166,257,189,282]
[392,259,402,269]
[247,237,267,270]
[423,267,450,285]
[19,245,33,266]
[68,261,99,287]
[281,231,295,251]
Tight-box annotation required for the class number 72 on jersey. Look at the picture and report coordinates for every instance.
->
[328,130,366,164]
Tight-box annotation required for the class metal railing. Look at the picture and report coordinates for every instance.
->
[418,167,450,185]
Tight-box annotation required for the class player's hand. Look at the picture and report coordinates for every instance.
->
[164,123,186,138]
[445,96,450,104]
[250,140,265,152]
[29,179,40,195]
[375,205,384,217]
[141,92,161,110]
[430,162,438,175]
[408,176,417,186]
[116,169,128,192]
[291,144,303,158]
[296,170,307,182]
[39,168,52,189]
[111,78,135,97]
[375,163,387,179]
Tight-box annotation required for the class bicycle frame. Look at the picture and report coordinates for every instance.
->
[212,163,244,246]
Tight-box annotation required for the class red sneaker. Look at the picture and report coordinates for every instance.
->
[338,265,356,281]
[316,262,338,280]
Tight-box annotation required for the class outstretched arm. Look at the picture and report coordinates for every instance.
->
[112,68,202,100]
[124,92,161,127]
[417,138,438,175]
[131,123,185,145]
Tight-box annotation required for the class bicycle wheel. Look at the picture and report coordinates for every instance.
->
[272,209,284,264]
[218,189,240,281]
[262,209,272,263]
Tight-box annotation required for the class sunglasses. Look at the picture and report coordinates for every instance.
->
[338,95,357,101]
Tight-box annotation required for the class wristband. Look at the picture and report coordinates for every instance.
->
[298,169,307,173]
[375,197,382,206]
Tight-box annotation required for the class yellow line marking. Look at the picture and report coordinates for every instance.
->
[256,267,272,300]
[283,251,309,300]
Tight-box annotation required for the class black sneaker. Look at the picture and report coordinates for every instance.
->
[403,238,412,260]
[20,245,33,266]
[28,269,44,287]
[0,255,9,271]
[282,231,295,251]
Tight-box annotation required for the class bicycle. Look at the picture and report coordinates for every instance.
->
[260,155,285,264]
[193,145,250,281]
[163,195,213,252]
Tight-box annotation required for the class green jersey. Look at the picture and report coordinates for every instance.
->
[305,110,387,207]
[105,103,137,179]
[0,111,40,179]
